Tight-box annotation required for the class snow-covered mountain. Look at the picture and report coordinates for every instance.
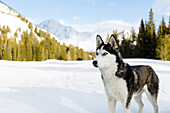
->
[0,1,130,52]
[37,19,132,52]
[0,2,63,45]
[37,19,79,40]
[37,19,116,51]
[0,1,97,52]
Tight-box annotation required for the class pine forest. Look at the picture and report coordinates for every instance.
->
[0,8,170,61]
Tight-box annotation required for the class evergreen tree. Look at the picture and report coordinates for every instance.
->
[57,43,62,60]
[18,27,21,32]
[156,17,169,60]
[26,31,32,61]
[120,32,133,58]
[120,31,126,57]
[2,25,7,35]
[72,47,77,60]
[44,33,52,59]
[0,28,6,59]
[38,29,42,37]
[130,27,137,57]
[17,41,22,61]
[3,39,12,60]
[148,8,157,58]
[83,51,88,60]
[21,32,27,61]
[160,17,167,35]
[69,44,73,60]
[32,36,38,61]
[136,19,146,58]
[76,47,80,60]
[6,26,10,33]
[28,22,33,30]
[51,37,57,59]
[130,27,137,42]
[168,15,170,34]
[0,33,2,59]
[26,19,29,23]
[7,39,12,61]
[62,43,67,61]
[17,14,21,18]
[77,48,83,60]
[12,37,17,61]
[34,26,38,34]
[41,47,46,61]
[47,33,52,59]
[2,37,7,60]
[36,41,42,61]
[45,49,49,60]
[14,31,18,38]
[157,34,170,60]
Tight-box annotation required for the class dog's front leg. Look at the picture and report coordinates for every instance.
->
[108,98,117,113]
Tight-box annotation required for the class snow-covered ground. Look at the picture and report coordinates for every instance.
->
[0,59,170,113]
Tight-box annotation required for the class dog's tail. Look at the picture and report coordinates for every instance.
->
[146,66,159,101]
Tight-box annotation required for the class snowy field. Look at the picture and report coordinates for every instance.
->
[0,59,170,113]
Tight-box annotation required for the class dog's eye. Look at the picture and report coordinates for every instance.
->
[102,52,108,56]
[96,52,98,55]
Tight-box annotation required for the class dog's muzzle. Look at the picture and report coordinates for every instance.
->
[92,60,98,68]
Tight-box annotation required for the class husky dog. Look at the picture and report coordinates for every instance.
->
[92,35,159,113]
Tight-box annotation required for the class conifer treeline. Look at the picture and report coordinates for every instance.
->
[0,23,94,61]
[0,8,169,61]
[109,8,170,60]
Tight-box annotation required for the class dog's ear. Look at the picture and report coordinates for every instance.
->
[109,34,123,60]
[96,35,104,49]
[108,35,118,49]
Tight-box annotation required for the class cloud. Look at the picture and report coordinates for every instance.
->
[70,20,139,33]
[153,0,170,16]
[72,16,80,20]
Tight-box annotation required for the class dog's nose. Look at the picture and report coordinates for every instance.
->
[92,60,98,68]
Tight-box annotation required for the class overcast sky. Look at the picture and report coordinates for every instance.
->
[2,0,170,32]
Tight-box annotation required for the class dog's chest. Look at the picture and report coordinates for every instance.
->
[102,68,128,101]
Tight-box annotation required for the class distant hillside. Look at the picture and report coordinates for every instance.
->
[0,2,94,61]
[37,19,118,51]
[38,19,79,40]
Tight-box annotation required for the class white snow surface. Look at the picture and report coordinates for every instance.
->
[0,59,170,113]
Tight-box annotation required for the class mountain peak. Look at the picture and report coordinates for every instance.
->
[37,19,78,39]
[41,19,60,26]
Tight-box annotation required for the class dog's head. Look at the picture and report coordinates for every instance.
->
[92,35,122,69]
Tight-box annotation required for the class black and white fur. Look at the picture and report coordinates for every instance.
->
[93,35,159,113]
